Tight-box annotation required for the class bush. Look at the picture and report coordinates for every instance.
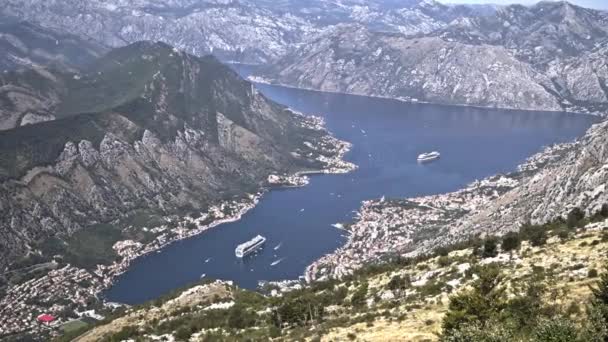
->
[521,224,547,247]
[481,237,498,258]
[501,232,521,252]
[566,208,585,228]
[589,269,599,278]
[351,282,369,307]
[533,318,578,342]
[437,256,451,267]
[440,322,513,342]
[556,229,570,241]
[600,204,608,219]
[347,332,357,340]
[441,265,505,335]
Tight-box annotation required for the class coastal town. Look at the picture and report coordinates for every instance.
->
[0,113,355,339]
[305,137,579,282]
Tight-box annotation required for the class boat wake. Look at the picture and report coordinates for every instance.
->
[271,258,285,266]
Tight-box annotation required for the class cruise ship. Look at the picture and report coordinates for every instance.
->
[417,151,441,163]
[235,235,266,258]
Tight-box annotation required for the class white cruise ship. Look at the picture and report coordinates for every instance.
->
[417,151,441,163]
[235,235,266,258]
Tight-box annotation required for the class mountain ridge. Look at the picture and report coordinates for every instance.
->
[0,41,350,276]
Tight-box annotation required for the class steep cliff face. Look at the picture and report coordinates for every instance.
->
[0,41,342,271]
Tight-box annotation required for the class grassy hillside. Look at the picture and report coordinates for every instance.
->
[65,211,608,342]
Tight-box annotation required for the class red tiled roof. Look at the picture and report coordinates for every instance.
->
[37,314,55,323]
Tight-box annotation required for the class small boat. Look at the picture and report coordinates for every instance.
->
[274,242,282,251]
[417,151,441,163]
[200,273,206,279]
[204,258,212,263]
[235,235,266,258]
[271,258,284,266]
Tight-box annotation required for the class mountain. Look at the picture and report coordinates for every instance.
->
[259,24,564,111]
[0,21,107,72]
[0,0,488,64]
[436,1,608,65]
[257,1,608,114]
[0,41,346,273]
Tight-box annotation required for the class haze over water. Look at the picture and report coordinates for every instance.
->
[105,82,598,305]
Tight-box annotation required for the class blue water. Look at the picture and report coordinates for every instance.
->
[105,83,598,305]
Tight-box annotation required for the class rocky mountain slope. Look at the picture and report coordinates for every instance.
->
[0,41,346,273]
[258,1,608,114]
[0,0,488,64]
[0,21,107,72]
[260,24,563,111]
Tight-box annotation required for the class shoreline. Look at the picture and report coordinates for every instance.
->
[302,124,594,283]
[0,111,357,337]
[248,76,604,118]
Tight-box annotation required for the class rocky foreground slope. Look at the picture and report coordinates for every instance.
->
[0,41,350,274]
[258,1,608,114]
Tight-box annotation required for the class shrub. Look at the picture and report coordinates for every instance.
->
[589,269,599,278]
[441,265,505,335]
[351,282,369,307]
[501,232,521,252]
[566,208,585,228]
[556,229,570,241]
[533,318,578,342]
[438,256,451,267]
[521,224,547,247]
[600,204,608,219]
[347,332,357,340]
[481,237,498,258]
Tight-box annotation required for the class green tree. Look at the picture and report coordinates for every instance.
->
[441,264,506,336]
